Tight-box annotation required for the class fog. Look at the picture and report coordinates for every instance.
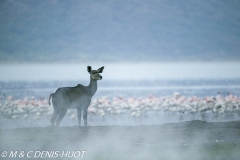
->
[1,62,240,81]
[1,121,240,160]
[0,62,240,160]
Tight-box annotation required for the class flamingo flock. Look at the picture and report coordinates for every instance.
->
[0,92,240,125]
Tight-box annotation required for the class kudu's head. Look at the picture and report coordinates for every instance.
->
[87,66,104,80]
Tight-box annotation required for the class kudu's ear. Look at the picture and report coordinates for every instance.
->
[87,66,92,73]
[97,66,104,73]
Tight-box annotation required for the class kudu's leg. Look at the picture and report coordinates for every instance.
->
[50,105,60,127]
[56,108,67,127]
[77,108,82,127]
[83,108,88,127]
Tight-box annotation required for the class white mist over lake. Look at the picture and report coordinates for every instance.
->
[0,62,240,81]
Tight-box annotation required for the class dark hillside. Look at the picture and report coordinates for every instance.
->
[1,0,240,63]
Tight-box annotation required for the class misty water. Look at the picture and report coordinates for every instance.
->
[0,63,240,128]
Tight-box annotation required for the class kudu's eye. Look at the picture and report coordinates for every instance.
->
[92,71,97,74]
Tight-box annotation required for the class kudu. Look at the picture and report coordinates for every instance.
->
[48,66,104,127]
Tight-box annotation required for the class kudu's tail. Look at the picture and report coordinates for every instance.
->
[48,93,54,105]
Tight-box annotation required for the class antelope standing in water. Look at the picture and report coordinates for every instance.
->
[49,66,104,127]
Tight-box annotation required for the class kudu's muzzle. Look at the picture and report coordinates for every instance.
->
[99,76,102,80]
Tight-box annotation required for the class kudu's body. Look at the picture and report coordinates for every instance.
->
[49,66,104,127]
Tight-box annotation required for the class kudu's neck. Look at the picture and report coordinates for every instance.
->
[87,75,98,97]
